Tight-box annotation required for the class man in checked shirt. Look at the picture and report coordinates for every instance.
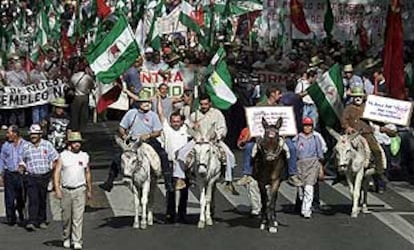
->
[19,124,61,231]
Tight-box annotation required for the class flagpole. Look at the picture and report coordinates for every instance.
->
[209,0,215,49]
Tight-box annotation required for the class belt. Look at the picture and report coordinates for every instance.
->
[304,103,315,106]
[26,172,51,177]
[62,184,86,190]
[4,169,20,174]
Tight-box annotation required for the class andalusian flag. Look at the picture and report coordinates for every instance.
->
[36,11,49,47]
[206,47,237,110]
[307,64,344,128]
[86,14,140,84]
[180,1,209,49]
[147,0,164,50]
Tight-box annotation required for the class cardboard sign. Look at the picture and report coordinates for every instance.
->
[140,68,184,97]
[363,95,413,126]
[245,106,298,137]
[0,80,65,109]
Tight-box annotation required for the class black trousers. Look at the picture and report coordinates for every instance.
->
[166,169,189,219]
[4,170,25,223]
[109,138,174,192]
[70,95,89,132]
[25,172,51,225]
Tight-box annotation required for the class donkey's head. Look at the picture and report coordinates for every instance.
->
[259,117,283,161]
[115,135,143,178]
[189,125,219,176]
[327,127,360,171]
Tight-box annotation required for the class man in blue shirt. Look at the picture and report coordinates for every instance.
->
[99,91,174,220]
[0,125,27,226]
[20,124,60,231]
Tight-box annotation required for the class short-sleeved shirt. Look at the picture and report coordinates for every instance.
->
[60,150,89,188]
[161,121,189,161]
[119,109,163,138]
[123,67,142,92]
[0,139,28,172]
[21,139,59,174]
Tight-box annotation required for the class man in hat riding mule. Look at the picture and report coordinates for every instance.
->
[340,87,387,182]
[343,64,364,104]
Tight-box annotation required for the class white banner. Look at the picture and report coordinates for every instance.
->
[140,68,185,97]
[0,80,65,109]
[245,106,298,137]
[363,95,413,127]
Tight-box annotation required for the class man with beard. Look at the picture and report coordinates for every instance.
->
[99,91,173,210]
[341,87,386,182]
[54,132,92,250]
[19,124,60,231]
[0,125,28,226]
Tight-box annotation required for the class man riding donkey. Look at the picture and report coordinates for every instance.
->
[340,87,387,183]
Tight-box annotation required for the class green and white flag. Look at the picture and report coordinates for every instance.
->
[86,14,140,84]
[324,0,334,37]
[36,11,49,47]
[180,0,209,48]
[205,47,237,110]
[307,64,344,128]
[147,0,164,50]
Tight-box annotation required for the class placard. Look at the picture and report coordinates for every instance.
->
[362,95,413,126]
[245,106,298,137]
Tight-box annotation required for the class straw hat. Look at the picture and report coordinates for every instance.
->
[344,64,354,73]
[365,58,381,69]
[349,87,366,97]
[136,90,152,102]
[51,97,68,108]
[67,132,84,142]
[309,56,324,67]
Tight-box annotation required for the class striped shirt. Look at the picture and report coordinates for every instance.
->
[21,139,59,174]
[0,139,28,172]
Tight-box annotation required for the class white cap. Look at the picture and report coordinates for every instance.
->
[29,124,43,134]
[145,47,154,54]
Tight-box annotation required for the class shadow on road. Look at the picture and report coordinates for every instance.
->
[43,239,63,248]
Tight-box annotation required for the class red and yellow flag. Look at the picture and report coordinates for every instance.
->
[290,0,311,35]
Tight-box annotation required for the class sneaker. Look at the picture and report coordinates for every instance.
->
[175,179,186,190]
[288,175,303,187]
[25,223,36,231]
[1,125,7,130]
[73,243,82,250]
[99,182,113,192]
[38,222,48,229]
[63,239,71,249]
[303,214,311,219]
[251,209,260,216]
[236,175,251,186]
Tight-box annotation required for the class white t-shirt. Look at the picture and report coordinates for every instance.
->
[161,121,189,161]
[295,78,315,104]
[60,150,90,188]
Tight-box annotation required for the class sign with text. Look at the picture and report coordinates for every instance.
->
[140,68,184,97]
[363,95,413,126]
[0,80,65,109]
[245,106,298,137]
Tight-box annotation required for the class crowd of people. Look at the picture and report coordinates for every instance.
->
[1,0,414,249]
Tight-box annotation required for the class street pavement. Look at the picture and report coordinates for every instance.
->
[1,121,414,250]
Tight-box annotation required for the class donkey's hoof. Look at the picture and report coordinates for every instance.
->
[147,213,154,226]
[362,206,371,214]
[133,222,140,229]
[273,221,278,227]
[198,221,205,229]
[260,224,266,230]
[140,223,147,230]
[269,226,278,233]
[351,211,359,218]
[206,218,213,226]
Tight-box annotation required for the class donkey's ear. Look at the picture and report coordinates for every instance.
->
[187,126,199,139]
[275,117,283,129]
[262,117,269,129]
[326,127,341,141]
[115,135,128,151]
[348,131,361,141]
[205,123,217,141]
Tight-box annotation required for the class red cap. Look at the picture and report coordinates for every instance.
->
[302,117,314,125]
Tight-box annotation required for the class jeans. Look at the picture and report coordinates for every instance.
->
[303,104,318,127]
[25,172,51,225]
[32,104,49,124]
[4,170,25,223]
[242,142,255,175]
[285,138,297,176]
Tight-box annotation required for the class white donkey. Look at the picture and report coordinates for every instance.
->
[188,127,222,229]
[115,136,161,229]
[327,128,385,218]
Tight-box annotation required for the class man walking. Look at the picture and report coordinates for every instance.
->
[54,132,92,250]
[0,125,28,225]
[20,124,60,231]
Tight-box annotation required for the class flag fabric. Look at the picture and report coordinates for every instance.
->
[95,0,112,18]
[383,0,405,99]
[307,64,344,128]
[95,79,123,113]
[36,11,49,47]
[357,23,369,51]
[324,0,333,37]
[180,0,209,49]
[147,0,164,50]
[205,47,237,110]
[61,31,76,61]
[290,0,311,35]
[86,14,140,84]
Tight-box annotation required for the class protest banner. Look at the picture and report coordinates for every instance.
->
[0,80,65,109]
[362,95,413,127]
[139,67,185,97]
[245,106,297,137]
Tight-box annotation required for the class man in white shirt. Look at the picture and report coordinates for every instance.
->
[295,70,319,127]
[157,94,190,223]
[54,132,92,250]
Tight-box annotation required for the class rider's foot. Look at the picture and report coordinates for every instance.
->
[99,182,113,192]
[164,214,175,224]
[288,175,303,187]
[225,182,239,196]
[175,179,186,190]
[236,175,251,186]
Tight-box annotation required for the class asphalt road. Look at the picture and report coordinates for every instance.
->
[1,121,414,250]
